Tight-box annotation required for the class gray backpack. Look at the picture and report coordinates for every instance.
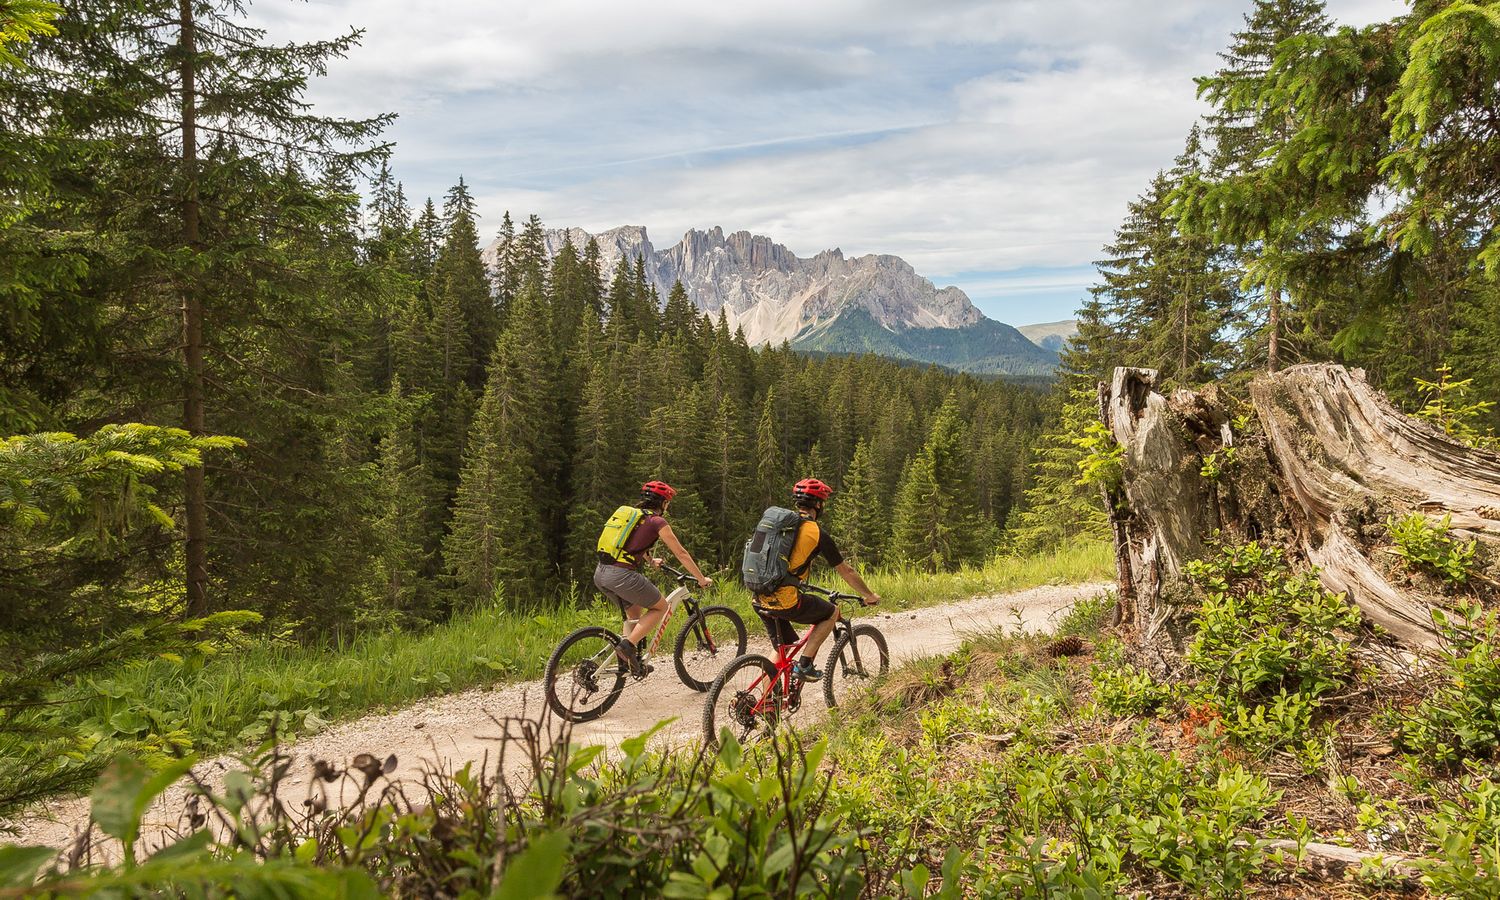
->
[741,507,805,595]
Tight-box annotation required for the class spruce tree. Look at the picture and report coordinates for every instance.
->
[890,394,992,571]
[753,389,786,509]
[1188,0,1333,372]
[890,450,948,573]
[565,352,639,580]
[372,380,439,622]
[701,390,752,564]
[434,179,498,388]
[829,439,884,565]
[1,0,392,619]
[1006,386,1111,554]
[444,284,560,604]
[492,211,519,312]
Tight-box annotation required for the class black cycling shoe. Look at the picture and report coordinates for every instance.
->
[794,659,823,682]
[615,639,649,678]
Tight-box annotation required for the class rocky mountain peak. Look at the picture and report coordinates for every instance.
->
[499,224,985,347]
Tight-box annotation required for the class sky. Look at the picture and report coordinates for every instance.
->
[253,0,1406,326]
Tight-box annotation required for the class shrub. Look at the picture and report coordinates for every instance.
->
[1180,542,1363,761]
[5,722,875,898]
[1395,601,1500,768]
[1418,775,1500,895]
[1092,666,1171,717]
[1388,512,1477,585]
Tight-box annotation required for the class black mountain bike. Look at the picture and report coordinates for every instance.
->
[703,586,889,745]
[544,566,747,723]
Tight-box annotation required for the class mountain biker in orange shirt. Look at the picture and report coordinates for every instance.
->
[751,478,880,681]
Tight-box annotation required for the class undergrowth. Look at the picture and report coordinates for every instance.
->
[10,537,1500,896]
[2,541,1110,820]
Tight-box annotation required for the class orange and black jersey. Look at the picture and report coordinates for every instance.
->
[757,515,843,610]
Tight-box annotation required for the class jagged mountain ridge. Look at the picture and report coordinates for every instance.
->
[484,225,1057,375]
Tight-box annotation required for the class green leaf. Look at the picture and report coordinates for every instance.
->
[90,755,195,844]
[619,719,674,760]
[763,839,797,877]
[0,845,56,889]
[492,829,571,900]
[716,729,743,769]
[566,744,605,775]
[146,828,212,863]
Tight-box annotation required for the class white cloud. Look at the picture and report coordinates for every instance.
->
[248,0,1416,318]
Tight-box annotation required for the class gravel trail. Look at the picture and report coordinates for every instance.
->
[13,581,1110,850]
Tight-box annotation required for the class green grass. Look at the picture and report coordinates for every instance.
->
[66,540,1112,763]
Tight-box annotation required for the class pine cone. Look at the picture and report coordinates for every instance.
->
[1045,635,1086,658]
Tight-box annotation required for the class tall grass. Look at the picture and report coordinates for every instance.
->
[65,541,1113,760]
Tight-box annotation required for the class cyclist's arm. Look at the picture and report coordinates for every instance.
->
[658,524,712,587]
[834,562,880,605]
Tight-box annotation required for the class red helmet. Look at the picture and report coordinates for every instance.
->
[641,480,677,503]
[793,478,833,503]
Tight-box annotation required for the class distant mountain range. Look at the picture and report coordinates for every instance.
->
[485,225,1061,375]
[1017,320,1079,354]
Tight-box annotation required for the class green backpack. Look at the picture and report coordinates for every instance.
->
[596,505,645,565]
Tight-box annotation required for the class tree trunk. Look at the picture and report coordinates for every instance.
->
[1267,288,1281,374]
[179,0,209,617]
[1101,364,1500,665]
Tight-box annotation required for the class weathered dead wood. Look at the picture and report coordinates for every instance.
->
[1103,363,1500,660]
[1260,839,1423,885]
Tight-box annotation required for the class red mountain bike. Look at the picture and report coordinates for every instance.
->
[702,585,888,745]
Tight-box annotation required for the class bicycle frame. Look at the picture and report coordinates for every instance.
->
[619,566,721,660]
[741,593,859,715]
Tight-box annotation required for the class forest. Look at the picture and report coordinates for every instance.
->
[5,0,1500,895]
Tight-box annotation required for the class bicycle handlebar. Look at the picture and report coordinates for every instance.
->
[660,564,697,584]
[798,582,867,604]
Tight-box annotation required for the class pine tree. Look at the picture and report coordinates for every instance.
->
[1189,0,1333,372]
[444,284,561,604]
[753,388,786,509]
[372,379,439,622]
[829,439,884,566]
[565,352,639,580]
[890,450,948,573]
[433,179,498,388]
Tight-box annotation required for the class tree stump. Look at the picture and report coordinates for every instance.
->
[1101,363,1500,664]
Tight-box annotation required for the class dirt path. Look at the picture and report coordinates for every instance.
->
[14,582,1109,850]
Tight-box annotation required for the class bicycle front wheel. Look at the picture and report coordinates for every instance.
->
[544,626,627,723]
[823,624,889,709]
[674,605,748,692]
[702,654,781,746]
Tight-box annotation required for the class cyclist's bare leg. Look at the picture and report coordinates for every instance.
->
[625,603,665,648]
[799,607,841,661]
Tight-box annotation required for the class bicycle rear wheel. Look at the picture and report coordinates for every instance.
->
[823,624,889,709]
[673,605,747,692]
[702,654,781,746]
[544,626,627,723]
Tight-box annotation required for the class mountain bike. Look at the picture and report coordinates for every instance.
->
[702,586,889,745]
[544,566,747,723]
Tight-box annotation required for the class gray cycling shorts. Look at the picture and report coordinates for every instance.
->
[593,562,663,613]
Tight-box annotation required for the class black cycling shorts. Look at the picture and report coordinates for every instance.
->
[754,594,836,647]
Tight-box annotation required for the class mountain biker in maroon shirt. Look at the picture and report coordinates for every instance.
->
[594,480,713,676]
